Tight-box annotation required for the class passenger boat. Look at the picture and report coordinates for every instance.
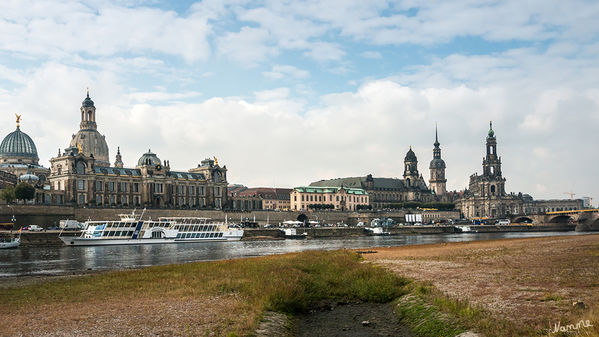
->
[0,228,21,249]
[280,228,307,239]
[59,212,243,246]
[364,227,390,236]
[0,237,20,249]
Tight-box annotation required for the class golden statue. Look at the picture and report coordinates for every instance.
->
[15,114,21,127]
[77,143,83,154]
[213,156,219,166]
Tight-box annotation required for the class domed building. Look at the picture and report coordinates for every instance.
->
[68,91,110,167]
[0,115,50,184]
[49,93,228,208]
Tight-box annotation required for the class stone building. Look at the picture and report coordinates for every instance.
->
[310,138,443,209]
[290,186,369,211]
[522,197,584,214]
[48,92,228,208]
[455,122,523,218]
[0,115,50,184]
[228,187,291,211]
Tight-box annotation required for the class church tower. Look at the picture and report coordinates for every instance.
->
[69,90,110,167]
[481,121,506,197]
[429,125,446,195]
[114,147,124,168]
[403,147,419,187]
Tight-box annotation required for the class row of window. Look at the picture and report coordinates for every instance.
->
[176,232,223,239]
[295,194,366,203]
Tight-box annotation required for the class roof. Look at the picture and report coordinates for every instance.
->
[168,171,206,180]
[0,127,39,160]
[310,175,430,192]
[293,186,368,195]
[93,166,142,176]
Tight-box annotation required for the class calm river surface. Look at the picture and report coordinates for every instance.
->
[0,231,587,278]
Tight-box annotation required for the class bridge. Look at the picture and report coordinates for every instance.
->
[509,209,599,231]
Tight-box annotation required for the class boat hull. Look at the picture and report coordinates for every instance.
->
[59,236,242,246]
[0,241,20,249]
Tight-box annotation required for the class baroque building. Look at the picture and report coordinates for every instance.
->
[309,129,446,209]
[290,186,369,211]
[455,122,523,218]
[0,115,50,184]
[48,92,228,208]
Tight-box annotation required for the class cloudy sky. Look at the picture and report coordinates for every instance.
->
[1,0,598,201]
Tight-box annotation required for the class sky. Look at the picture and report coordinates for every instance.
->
[1,0,598,202]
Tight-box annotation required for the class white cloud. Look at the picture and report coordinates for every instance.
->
[263,65,309,80]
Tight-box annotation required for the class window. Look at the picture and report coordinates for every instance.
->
[199,186,204,195]
[78,194,85,205]
[189,186,194,195]
[96,181,103,191]
[109,195,115,205]
[96,194,102,205]
[77,180,85,190]
[122,195,127,205]
[108,182,115,192]
[133,183,139,192]
[57,165,62,175]
[215,187,221,196]
[76,162,86,174]
[121,182,127,192]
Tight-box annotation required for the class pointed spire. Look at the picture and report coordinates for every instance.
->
[434,122,440,147]
[86,87,90,98]
[488,120,495,137]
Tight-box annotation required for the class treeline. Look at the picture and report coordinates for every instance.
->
[384,202,455,211]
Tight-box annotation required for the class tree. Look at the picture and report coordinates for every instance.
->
[14,182,35,201]
[0,186,16,203]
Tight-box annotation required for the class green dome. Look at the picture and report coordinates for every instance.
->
[0,127,39,160]
[137,149,161,167]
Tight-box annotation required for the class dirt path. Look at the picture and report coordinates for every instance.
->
[294,301,413,337]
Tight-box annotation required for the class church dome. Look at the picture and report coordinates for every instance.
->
[405,147,417,162]
[137,150,162,167]
[0,127,39,162]
[429,157,446,169]
[19,172,39,184]
[82,92,95,107]
[70,129,110,166]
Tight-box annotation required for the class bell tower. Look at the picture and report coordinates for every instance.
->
[80,89,97,130]
[429,125,447,195]
[483,121,502,178]
[403,146,419,187]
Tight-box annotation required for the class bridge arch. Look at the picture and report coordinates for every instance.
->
[548,215,573,224]
[513,216,533,224]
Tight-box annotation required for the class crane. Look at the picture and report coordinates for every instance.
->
[563,192,576,199]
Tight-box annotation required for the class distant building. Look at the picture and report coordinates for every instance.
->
[310,131,448,209]
[523,197,584,214]
[0,170,17,189]
[290,186,369,211]
[48,92,228,208]
[228,187,292,211]
[455,122,524,218]
[0,115,50,186]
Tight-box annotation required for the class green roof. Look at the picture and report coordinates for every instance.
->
[293,186,368,195]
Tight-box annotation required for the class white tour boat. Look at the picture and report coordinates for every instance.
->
[0,237,20,249]
[59,213,243,246]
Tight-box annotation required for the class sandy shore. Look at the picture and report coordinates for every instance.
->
[364,233,599,334]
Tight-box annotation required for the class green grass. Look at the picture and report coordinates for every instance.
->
[394,282,542,337]
[0,250,409,335]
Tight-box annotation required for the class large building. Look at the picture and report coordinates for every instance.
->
[48,92,228,208]
[0,115,50,185]
[455,122,523,218]
[228,187,292,211]
[310,130,446,209]
[290,186,369,211]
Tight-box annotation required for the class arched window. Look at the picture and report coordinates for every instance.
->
[491,185,496,195]
[490,166,495,175]
[76,162,86,175]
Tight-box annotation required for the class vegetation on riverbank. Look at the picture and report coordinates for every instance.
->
[0,250,408,336]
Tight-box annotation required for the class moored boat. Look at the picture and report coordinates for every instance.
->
[364,227,390,236]
[280,228,307,239]
[0,237,20,249]
[59,213,243,246]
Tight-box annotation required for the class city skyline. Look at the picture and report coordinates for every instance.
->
[1,1,598,201]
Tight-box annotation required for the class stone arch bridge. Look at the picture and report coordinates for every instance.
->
[509,209,599,231]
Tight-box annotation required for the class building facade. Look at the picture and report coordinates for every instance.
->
[290,186,369,211]
[455,122,523,218]
[48,93,228,208]
[228,187,291,211]
[310,139,443,209]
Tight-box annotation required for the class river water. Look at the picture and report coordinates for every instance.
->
[0,231,586,278]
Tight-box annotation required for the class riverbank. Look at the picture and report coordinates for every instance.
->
[365,233,599,336]
[1,234,597,336]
